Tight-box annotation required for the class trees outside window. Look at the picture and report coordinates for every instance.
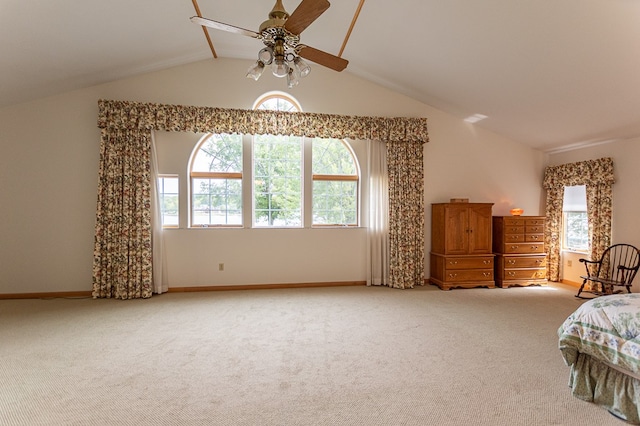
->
[564,211,588,251]
[563,185,588,252]
[312,138,358,226]
[253,133,303,226]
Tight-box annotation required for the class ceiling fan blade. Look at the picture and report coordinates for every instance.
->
[298,45,348,72]
[190,16,260,38]
[284,0,330,35]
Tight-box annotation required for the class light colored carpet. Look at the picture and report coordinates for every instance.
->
[0,283,625,425]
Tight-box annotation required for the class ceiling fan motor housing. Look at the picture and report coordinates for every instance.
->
[259,0,301,52]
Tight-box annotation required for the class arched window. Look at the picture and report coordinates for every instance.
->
[312,138,359,226]
[253,93,303,227]
[189,133,243,226]
[187,92,360,228]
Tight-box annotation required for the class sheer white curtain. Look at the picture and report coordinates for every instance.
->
[150,132,168,294]
[366,139,389,286]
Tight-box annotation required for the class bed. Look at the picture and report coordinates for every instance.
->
[558,293,640,424]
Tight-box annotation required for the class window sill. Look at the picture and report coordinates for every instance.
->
[168,226,365,230]
[562,248,589,255]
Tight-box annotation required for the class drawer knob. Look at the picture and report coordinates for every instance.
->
[483,260,491,264]
[448,273,457,278]
[508,272,516,277]
[449,261,458,265]
[483,272,491,277]
[507,260,516,265]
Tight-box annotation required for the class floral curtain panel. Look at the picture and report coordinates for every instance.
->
[542,157,614,282]
[93,127,154,299]
[387,140,425,289]
[94,100,429,299]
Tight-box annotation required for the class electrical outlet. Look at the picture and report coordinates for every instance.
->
[567,260,572,267]
[218,263,224,271]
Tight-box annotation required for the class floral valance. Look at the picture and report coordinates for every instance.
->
[543,157,615,188]
[97,99,429,143]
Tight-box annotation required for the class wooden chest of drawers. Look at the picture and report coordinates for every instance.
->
[492,216,548,288]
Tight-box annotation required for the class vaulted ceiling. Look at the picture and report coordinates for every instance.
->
[3,0,640,152]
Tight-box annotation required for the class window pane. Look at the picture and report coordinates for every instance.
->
[312,138,358,226]
[158,176,179,227]
[254,134,302,227]
[192,178,242,225]
[189,133,243,227]
[564,211,588,251]
[192,134,242,173]
[313,180,357,225]
[312,138,357,175]
[256,97,298,112]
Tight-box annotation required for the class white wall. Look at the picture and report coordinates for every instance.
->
[153,130,370,287]
[561,251,587,285]
[0,58,546,294]
[547,138,640,291]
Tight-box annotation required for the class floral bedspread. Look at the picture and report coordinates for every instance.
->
[558,293,640,375]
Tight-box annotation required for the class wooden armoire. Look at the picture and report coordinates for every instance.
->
[429,202,495,290]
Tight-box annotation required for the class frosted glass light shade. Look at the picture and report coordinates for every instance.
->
[246,61,265,80]
[271,58,289,78]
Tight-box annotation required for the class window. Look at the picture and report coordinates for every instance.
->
[190,133,243,226]
[563,185,588,252]
[254,133,303,226]
[187,92,360,228]
[312,138,358,226]
[253,94,303,227]
[158,175,179,228]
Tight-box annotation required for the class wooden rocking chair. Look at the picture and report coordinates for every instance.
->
[576,243,640,298]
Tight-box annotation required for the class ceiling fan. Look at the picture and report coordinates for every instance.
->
[191,0,349,86]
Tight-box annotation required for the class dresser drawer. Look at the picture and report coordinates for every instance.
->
[525,218,545,226]
[445,269,494,282]
[444,256,494,269]
[502,218,524,226]
[504,225,525,234]
[525,233,544,242]
[526,225,544,234]
[502,256,547,268]
[504,234,525,243]
[504,243,545,254]
[503,269,547,280]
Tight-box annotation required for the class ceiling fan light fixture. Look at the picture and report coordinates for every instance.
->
[246,60,266,80]
[193,0,348,87]
[272,57,290,78]
[287,67,300,88]
[293,56,311,78]
[258,47,274,65]
[271,39,289,78]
